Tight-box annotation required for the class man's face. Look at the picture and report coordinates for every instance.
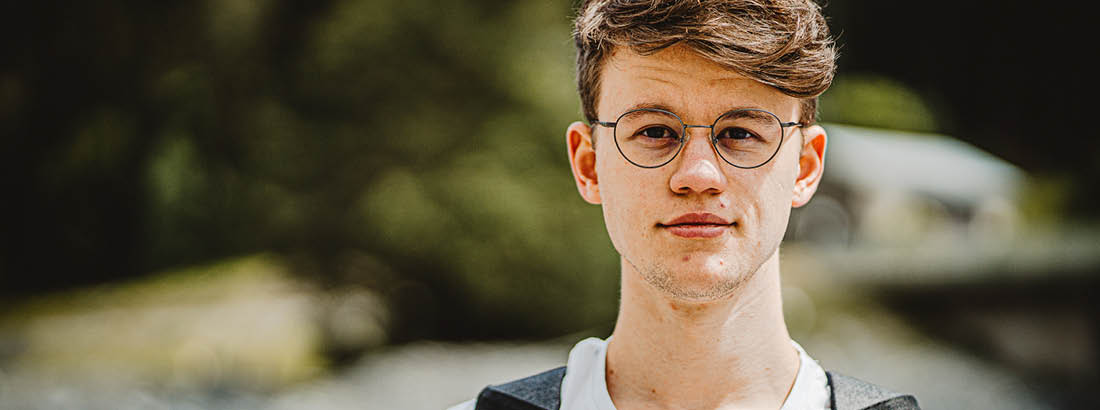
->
[567,45,826,302]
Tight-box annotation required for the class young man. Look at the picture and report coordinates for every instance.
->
[451,1,919,409]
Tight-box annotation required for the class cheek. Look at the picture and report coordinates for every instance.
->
[595,152,629,237]
[737,158,796,225]
[596,153,663,247]
[753,158,799,231]
[755,141,801,197]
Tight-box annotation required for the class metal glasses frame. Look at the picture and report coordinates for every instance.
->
[592,108,804,169]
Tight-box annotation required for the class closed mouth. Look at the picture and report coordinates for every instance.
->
[657,213,735,238]
[658,212,733,227]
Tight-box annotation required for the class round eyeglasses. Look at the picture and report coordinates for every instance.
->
[592,108,803,169]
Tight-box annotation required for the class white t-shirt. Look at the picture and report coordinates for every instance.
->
[447,337,829,410]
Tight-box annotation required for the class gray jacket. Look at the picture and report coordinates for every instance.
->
[474,367,920,410]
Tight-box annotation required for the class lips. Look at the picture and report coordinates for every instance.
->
[658,213,734,238]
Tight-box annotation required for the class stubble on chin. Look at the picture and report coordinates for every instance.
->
[623,253,757,303]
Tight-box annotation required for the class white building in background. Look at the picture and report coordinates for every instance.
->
[789,123,1026,247]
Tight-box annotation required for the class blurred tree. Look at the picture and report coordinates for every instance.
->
[819,74,939,133]
[1,0,621,343]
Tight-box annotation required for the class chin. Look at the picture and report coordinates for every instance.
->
[640,256,752,302]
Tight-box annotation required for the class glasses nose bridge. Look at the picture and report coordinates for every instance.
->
[682,123,715,142]
[676,123,719,164]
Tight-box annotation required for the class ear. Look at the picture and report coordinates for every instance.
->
[792,125,827,208]
[567,121,601,204]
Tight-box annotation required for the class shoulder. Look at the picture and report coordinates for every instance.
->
[826,371,921,410]
[445,367,566,410]
[450,337,605,410]
[474,366,567,410]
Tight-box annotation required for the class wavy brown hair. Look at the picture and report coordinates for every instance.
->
[573,0,837,125]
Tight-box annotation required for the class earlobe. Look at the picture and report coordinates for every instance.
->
[566,121,601,204]
[792,125,827,208]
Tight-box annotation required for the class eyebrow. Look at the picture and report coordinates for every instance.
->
[620,103,772,121]
[624,102,679,113]
[722,109,775,123]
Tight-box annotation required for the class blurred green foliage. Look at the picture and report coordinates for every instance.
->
[77,0,622,342]
[141,0,624,341]
[0,0,624,343]
[819,74,939,133]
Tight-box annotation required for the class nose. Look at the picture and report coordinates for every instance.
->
[668,127,726,195]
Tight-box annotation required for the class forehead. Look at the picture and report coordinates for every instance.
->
[598,45,798,123]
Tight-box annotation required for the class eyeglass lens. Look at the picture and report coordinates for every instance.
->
[613,109,783,168]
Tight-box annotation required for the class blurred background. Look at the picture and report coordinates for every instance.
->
[0,1,1096,409]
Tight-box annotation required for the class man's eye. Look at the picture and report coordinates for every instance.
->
[639,127,676,139]
[717,127,757,140]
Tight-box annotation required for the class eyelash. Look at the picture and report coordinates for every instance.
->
[716,128,758,140]
[639,126,678,139]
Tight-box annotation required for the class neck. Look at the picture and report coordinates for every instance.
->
[605,250,799,410]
